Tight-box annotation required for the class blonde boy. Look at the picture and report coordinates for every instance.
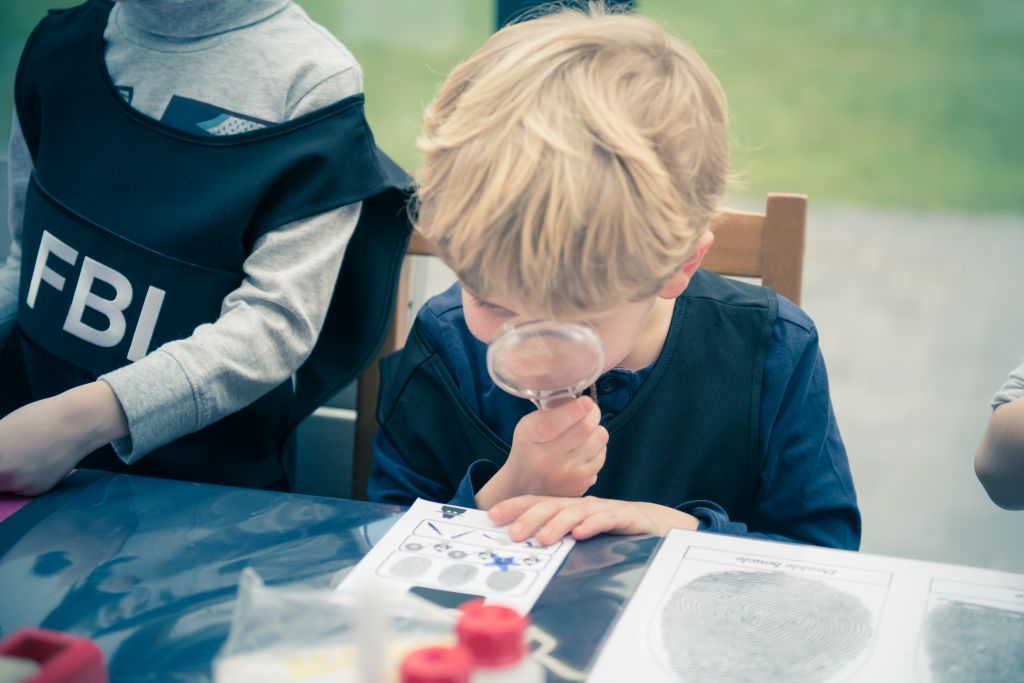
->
[369,6,860,549]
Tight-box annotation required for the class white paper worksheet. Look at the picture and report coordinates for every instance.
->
[338,499,575,613]
[589,529,1024,682]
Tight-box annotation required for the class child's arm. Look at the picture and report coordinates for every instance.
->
[98,203,358,463]
[678,314,859,549]
[93,60,367,467]
[0,202,358,494]
[0,382,127,494]
[369,430,462,506]
[975,398,1024,510]
[474,396,607,509]
[368,397,608,509]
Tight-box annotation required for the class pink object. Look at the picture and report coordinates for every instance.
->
[0,493,32,524]
[0,628,107,683]
[457,601,544,682]
[400,646,473,683]
[457,600,528,667]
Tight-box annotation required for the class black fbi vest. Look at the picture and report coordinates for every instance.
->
[378,270,778,522]
[0,0,413,489]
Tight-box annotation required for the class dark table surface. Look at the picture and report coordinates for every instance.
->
[0,470,655,682]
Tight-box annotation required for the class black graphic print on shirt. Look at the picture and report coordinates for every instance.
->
[158,95,273,136]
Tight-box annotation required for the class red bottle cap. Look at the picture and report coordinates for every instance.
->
[400,646,473,683]
[456,599,529,668]
[0,628,107,683]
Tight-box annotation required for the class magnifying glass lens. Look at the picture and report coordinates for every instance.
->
[486,320,604,409]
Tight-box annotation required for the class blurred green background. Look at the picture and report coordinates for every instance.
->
[1,0,1020,213]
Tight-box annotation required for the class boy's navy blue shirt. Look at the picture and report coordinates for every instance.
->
[370,282,861,550]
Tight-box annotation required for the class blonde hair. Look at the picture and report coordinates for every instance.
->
[414,3,729,319]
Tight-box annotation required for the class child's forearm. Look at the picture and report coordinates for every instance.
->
[474,467,518,511]
[0,380,128,495]
[67,381,130,452]
[975,398,1024,510]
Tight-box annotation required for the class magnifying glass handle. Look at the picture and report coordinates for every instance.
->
[534,396,573,411]
[533,381,601,410]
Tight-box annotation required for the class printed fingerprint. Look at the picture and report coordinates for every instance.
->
[661,571,872,683]
[486,570,526,592]
[438,564,478,587]
[390,556,431,579]
[924,601,1024,682]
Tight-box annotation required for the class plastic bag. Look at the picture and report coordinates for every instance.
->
[214,568,457,683]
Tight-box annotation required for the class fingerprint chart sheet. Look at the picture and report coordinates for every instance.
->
[338,499,574,613]
[588,529,1024,682]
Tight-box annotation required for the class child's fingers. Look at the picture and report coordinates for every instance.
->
[571,511,620,541]
[487,494,545,525]
[568,427,608,465]
[572,505,654,540]
[524,396,596,444]
[505,498,575,542]
[534,498,606,546]
[544,403,602,454]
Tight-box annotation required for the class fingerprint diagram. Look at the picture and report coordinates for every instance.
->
[923,601,1024,682]
[660,571,873,683]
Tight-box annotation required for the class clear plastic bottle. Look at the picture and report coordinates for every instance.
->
[400,645,473,683]
[456,601,544,683]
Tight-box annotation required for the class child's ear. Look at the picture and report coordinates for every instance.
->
[657,231,715,299]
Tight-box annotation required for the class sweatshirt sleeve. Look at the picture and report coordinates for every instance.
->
[676,299,861,550]
[0,111,31,349]
[369,429,499,509]
[991,358,1024,409]
[101,202,359,462]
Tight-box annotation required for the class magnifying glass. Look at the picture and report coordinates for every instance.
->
[486,320,604,410]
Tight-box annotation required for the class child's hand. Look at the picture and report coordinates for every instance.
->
[488,495,699,546]
[476,396,607,509]
[0,381,128,495]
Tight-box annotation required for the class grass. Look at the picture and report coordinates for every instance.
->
[639,0,1024,212]
[0,0,1020,213]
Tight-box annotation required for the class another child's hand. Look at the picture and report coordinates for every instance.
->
[0,381,128,495]
[488,495,699,546]
[476,397,607,509]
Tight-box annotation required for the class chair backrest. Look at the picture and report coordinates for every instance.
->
[351,192,807,499]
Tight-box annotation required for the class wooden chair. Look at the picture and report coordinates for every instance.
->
[351,192,807,499]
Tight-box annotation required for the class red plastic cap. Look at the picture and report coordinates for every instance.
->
[400,646,473,683]
[0,628,107,683]
[456,599,529,668]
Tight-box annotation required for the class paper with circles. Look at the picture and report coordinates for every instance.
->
[589,529,1024,682]
[338,498,574,613]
